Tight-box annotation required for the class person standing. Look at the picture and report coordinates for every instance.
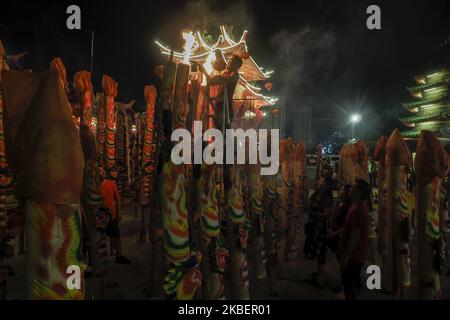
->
[337,179,371,300]
[327,184,352,255]
[101,170,131,264]
[304,176,334,287]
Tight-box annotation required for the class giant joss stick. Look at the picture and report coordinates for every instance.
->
[373,136,390,291]
[102,75,118,172]
[248,163,267,280]
[141,85,157,207]
[160,32,202,300]
[226,164,250,299]
[197,162,225,299]
[115,103,126,192]
[354,140,370,183]
[415,130,448,299]
[124,109,134,189]
[339,144,357,186]
[261,131,279,295]
[139,86,157,243]
[134,112,144,217]
[193,50,230,300]
[241,109,267,285]
[386,129,412,298]
[74,71,107,277]
[144,53,176,296]
[262,171,278,294]
[191,70,226,300]
[2,60,85,299]
[96,93,106,173]
[117,100,135,193]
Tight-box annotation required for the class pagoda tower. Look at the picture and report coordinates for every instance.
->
[400,67,450,140]
[400,36,450,141]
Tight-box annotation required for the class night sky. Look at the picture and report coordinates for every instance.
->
[1,0,449,147]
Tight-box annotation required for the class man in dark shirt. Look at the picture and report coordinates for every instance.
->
[337,178,371,300]
[195,54,243,131]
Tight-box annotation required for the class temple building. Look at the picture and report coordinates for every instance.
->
[399,67,450,140]
[156,26,277,117]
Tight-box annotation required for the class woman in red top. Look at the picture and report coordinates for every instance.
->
[337,179,371,300]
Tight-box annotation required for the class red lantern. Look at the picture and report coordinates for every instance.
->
[271,108,280,115]
[265,82,273,91]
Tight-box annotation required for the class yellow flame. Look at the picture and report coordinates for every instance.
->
[203,51,215,75]
[182,32,195,64]
[201,51,216,86]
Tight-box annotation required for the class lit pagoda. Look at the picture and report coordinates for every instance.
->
[155,26,277,110]
[399,67,450,140]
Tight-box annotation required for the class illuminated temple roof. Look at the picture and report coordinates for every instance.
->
[156,26,277,108]
[399,67,450,139]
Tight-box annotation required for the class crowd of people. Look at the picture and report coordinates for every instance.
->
[304,175,372,300]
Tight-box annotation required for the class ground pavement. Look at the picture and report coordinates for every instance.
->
[4,196,450,299]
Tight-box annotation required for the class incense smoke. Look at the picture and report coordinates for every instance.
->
[184,0,256,36]
[271,27,337,99]
[270,27,337,144]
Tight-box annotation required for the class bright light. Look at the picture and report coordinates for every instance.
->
[200,51,217,86]
[203,51,215,75]
[182,32,196,64]
[262,112,267,117]
[244,111,256,120]
[350,113,361,123]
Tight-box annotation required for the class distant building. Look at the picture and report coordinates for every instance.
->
[400,67,450,140]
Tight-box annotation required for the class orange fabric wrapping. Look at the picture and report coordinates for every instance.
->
[353,140,369,182]
[75,71,96,162]
[144,85,157,107]
[280,138,294,163]
[386,129,412,168]
[415,130,448,179]
[102,75,118,97]
[374,136,387,163]
[74,71,93,94]
[1,69,84,204]
[294,142,305,162]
